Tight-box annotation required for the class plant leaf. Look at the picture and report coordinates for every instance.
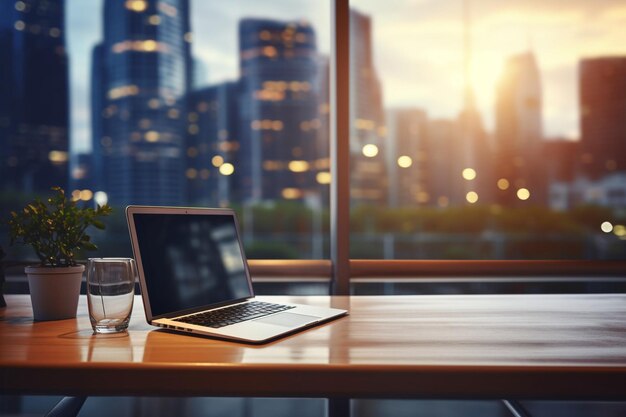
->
[92,220,105,230]
[81,242,98,251]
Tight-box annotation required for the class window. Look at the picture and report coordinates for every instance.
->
[0,0,331,262]
[1,0,625,274]
[349,0,626,260]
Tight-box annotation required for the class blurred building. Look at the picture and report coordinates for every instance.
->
[494,51,544,206]
[427,119,460,208]
[543,139,580,210]
[551,173,626,211]
[186,82,240,206]
[193,57,209,89]
[456,87,491,206]
[543,139,579,184]
[0,0,69,194]
[69,152,94,193]
[349,9,387,206]
[579,57,626,180]
[90,43,106,198]
[237,18,322,204]
[92,0,192,206]
[313,54,331,206]
[456,0,491,207]
[385,108,430,207]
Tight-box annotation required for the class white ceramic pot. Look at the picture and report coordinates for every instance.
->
[25,265,85,321]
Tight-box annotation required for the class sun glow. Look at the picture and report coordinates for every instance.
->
[469,52,505,111]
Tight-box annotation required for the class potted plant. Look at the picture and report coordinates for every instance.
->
[7,187,112,320]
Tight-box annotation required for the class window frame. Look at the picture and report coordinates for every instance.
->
[4,1,624,293]
[323,0,626,294]
[330,0,351,294]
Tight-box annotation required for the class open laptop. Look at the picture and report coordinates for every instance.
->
[126,205,347,344]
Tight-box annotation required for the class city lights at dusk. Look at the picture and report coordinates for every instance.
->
[3,0,626,261]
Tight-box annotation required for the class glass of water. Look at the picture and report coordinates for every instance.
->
[87,258,136,334]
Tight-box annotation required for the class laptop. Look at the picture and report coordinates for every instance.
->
[126,205,347,344]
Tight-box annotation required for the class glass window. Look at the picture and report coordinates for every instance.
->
[0,0,330,261]
[3,0,625,265]
[349,0,626,260]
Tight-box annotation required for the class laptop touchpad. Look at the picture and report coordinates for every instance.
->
[255,312,319,327]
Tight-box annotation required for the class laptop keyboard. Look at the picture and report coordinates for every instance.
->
[173,301,295,328]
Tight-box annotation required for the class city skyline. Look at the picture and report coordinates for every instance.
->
[2,0,626,261]
[6,1,623,209]
[66,0,626,154]
[353,0,626,141]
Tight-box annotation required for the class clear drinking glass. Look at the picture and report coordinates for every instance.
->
[87,258,136,334]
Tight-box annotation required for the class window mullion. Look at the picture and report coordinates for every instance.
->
[330,0,351,295]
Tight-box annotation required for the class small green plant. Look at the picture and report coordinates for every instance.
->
[7,187,113,267]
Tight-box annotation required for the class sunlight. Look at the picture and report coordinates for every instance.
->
[470,51,504,114]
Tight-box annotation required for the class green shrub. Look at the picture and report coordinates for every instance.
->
[7,187,112,267]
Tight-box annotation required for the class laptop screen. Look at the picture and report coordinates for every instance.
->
[132,212,253,317]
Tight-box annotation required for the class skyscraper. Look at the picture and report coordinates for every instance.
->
[92,0,192,206]
[0,0,69,194]
[427,119,459,208]
[313,54,331,206]
[579,57,626,180]
[456,0,491,206]
[494,52,544,206]
[385,108,430,207]
[543,139,579,211]
[349,9,387,205]
[90,43,106,197]
[186,82,240,206]
[238,18,322,203]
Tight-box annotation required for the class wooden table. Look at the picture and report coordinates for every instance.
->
[2,294,626,403]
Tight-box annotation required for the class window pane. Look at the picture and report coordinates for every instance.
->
[0,0,330,261]
[349,0,626,260]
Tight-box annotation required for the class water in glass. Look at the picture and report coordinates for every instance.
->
[87,258,136,333]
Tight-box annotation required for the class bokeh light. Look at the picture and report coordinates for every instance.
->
[397,155,413,168]
[466,191,478,204]
[497,178,510,190]
[517,188,530,200]
[362,144,379,158]
[600,221,613,233]
[462,168,476,180]
[219,163,235,176]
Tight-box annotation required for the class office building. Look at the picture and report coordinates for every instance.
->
[543,139,579,184]
[494,51,544,206]
[186,82,240,206]
[385,108,430,207]
[0,0,69,194]
[427,119,460,208]
[456,78,491,207]
[193,57,209,89]
[455,106,492,206]
[455,0,491,207]
[69,152,94,193]
[349,9,387,205]
[90,43,106,197]
[313,54,331,206]
[238,18,322,203]
[555,172,626,211]
[543,139,580,211]
[579,57,626,180]
[91,0,192,206]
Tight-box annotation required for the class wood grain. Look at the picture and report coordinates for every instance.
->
[1,294,626,399]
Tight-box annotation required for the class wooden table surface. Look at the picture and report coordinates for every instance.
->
[1,294,626,399]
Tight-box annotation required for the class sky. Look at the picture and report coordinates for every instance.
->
[66,0,626,153]
[353,0,626,140]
